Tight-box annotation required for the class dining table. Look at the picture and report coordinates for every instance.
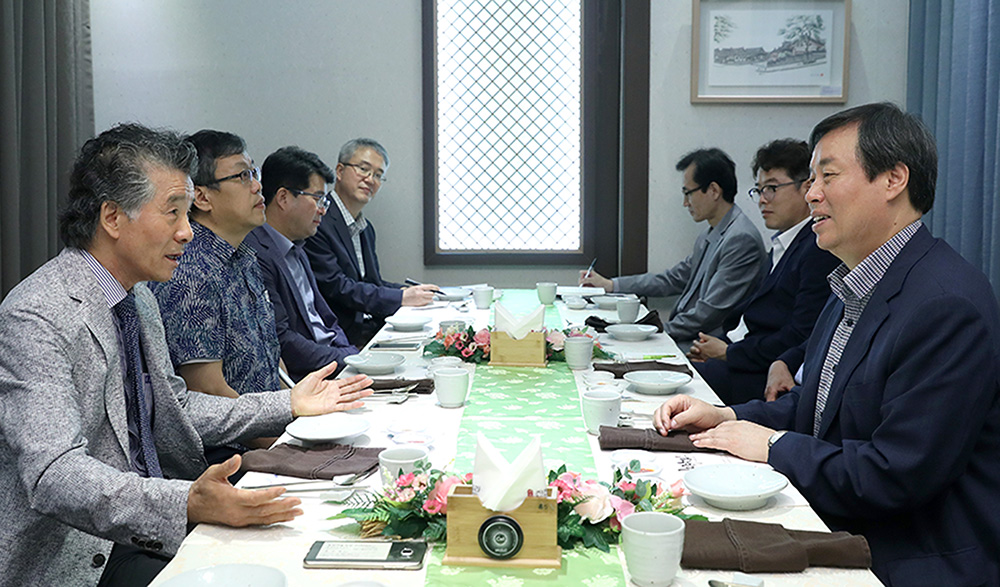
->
[150,288,883,587]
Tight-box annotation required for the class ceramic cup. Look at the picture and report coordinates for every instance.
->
[536,282,557,305]
[433,367,470,408]
[617,298,641,324]
[438,319,467,334]
[582,370,616,386]
[580,389,621,435]
[621,512,685,587]
[472,286,494,310]
[563,336,594,370]
[379,446,430,487]
[427,356,464,377]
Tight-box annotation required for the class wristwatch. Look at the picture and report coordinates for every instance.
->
[767,430,787,451]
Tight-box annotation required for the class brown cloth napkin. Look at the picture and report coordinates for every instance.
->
[585,309,664,333]
[682,518,872,573]
[593,360,693,379]
[598,426,719,453]
[368,378,435,394]
[239,443,383,480]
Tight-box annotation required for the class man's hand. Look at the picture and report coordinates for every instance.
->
[689,421,774,463]
[402,284,440,307]
[687,332,727,363]
[289,361,373,417]
[764,360,796,402]
[653,395,736,435]
[578,270,613,292]
[187,456,303,526]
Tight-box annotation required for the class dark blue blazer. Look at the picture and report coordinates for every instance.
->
[734,226,1000,586]
[245,226,358,382]
[303,208,403,345]
[696,222,839,403]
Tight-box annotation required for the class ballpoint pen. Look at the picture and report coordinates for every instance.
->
[404,278,444,295]
[583,257,597,279]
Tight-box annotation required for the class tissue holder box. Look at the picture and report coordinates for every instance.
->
[489,331,547,367]
[443,484,562,568]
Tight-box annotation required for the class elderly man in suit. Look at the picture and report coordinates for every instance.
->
[581,148,767,348]
[0,124,371,586]
[687,139,839,404]
[304,138,439,346]
[654,103,1000,585]
[244,146,359,382]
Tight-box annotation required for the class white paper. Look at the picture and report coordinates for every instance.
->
[493,302,544,340]
[473,433,548,512]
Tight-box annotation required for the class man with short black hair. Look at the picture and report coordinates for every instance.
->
[245,146,359,382]
[0,123,371,586]
[654,103,1000,585]
[581,148,767,346]
[687,139,839,404]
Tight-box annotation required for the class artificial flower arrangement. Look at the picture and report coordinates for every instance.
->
[423,325,613,365]
[331,463,703,553]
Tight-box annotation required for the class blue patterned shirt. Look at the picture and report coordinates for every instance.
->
[150,221,280,395]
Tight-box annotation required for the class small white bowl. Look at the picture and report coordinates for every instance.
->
[605,324,658,342]
[435,287,471,301]
[438,319,468,333]
[590,295,621,310]
[684,464,789,511]
[343,353,405,375]
[564,296,587,310]
[385,315,432,332]
[582,370,616,386]
[623,370,692,395]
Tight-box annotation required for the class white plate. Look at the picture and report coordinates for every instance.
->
[286,412,370,443]
[435,287,471,301]
[684,464,789,511]
[563,296,587,310]
[159,564,286,587]
[605,324,658,342]
[385,315,432,332]
[623,370,692,395]
[343,353,405,375]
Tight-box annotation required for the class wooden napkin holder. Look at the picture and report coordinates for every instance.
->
[442,484,562,568]
[489,331,547,367]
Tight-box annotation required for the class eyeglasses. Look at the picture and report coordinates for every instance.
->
[211,166,261,186]
[342,162,387,183]
[681,184,706,199]
[289,188,334,211]
[748,180,802,202]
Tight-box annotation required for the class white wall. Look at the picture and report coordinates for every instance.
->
[91,0,909,288]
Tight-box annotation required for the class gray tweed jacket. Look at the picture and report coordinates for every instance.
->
[0,249,293,586]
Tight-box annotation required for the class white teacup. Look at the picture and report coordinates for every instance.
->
[472,286,494,309]
[582,370,616,386]
[536,282,557,305]
[580,389,621,435]
[427,356,464,377]
[563,336,594,370]
[617,298,641,324]
[379,446,430,487]
[621,512,685,587]
[433,367,470,408]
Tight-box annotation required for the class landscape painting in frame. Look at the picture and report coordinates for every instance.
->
[707,9,833,88]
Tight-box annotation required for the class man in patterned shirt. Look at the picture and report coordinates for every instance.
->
[151,130,280,462]
[652,103,1000,584]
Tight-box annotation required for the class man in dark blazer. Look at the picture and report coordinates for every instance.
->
[653,103,1000,585]
[304,138,439,346]
[689,139,839,404]
[246,146,359,382]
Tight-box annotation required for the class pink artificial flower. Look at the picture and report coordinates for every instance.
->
[549,471,584,502]
[396,472,416,488]
[546,330,566,351]
[473,328,491,346]
[609,495,635,529]
[616,480,636,493]
[423,475,466,515]
[669,479,687,497]
[422,499,443,515]
[573,481,614,523]
[461,345,474,358]
[444,333,459,347]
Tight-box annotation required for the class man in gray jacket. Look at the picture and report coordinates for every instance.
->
[581,148,766,347]
[0,124,372,586]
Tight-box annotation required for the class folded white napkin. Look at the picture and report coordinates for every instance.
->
[473,433,548,512]
[493,302,544,340]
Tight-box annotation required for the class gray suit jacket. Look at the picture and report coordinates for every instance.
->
[616,205,766,343]
[0,249,293,586]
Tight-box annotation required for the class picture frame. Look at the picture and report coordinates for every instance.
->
[691,0,851,103]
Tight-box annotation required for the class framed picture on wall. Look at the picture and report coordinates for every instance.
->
[691,0,851,103]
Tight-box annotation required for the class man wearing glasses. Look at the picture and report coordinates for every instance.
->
[686,139,839,404]
[151,130,280,463]
[244,146,359,382]
[305,138,439,346]
[580,148,767,349]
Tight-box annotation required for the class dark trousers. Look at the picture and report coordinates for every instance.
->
[97,543,171,587]
[695,358,768,405]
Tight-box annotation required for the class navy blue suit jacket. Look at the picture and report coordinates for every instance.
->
[303,208,403,345]
[734,226,1000,586]
[245,226,358,382]
[696,222,839,403]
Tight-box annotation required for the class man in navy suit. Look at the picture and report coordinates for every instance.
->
[654,103,1000,585]
[304,138,439,346]
[688,139,839,404]
[245,146,360,382]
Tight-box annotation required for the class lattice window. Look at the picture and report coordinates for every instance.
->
[435,0,582,252]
